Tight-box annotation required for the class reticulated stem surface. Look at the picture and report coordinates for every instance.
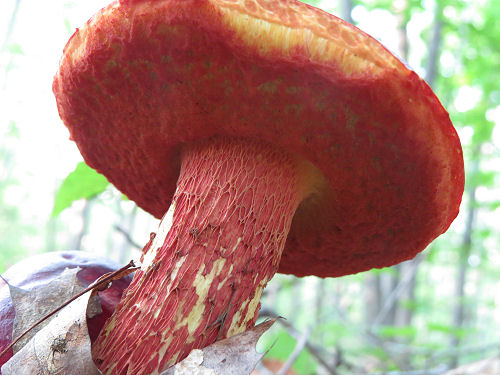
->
[92,137,313,375]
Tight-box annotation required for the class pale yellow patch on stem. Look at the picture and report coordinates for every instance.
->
[186,258,227,335]
[226,276,269,337]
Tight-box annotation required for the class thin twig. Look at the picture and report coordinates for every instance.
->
[0,260,138,359]
[114,225,142,249]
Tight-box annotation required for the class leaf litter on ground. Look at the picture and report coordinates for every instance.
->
[1,260,276,375]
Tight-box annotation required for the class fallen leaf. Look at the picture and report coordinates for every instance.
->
[3,259,275,375]
[162,319,278,375]
[165,350,217,375]
[9,267,94,352]
[1,290,101,375]
[0,253,134,374]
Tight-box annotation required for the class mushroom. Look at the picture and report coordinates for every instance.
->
[52,0,464,374]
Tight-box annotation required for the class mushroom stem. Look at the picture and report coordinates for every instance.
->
[92,137,314,375]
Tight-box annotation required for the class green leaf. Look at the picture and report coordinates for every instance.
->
[5,43,24,55]
[322,322,350,338]
[64,18,73,35]
[52,162,109,217]
[263,330,295,361]
[7,121,20,138]
[302,0,323,7]
[261,329,317,375]
[370,266,398,276]
[356,345,390,361]
[399,298,419,312]
[378,325,418,338]
[426,322,472,338]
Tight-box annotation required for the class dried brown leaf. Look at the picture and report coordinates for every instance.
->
[1,290,101,375]
[9,267,94,353]
[3,262,274,375]
[162,318,278,375]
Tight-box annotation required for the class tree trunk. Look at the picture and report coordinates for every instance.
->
[114,203,139,263]
[381,270,400,326]
[394,0,409,61]
[73,198,93,250]
[340,0,354,25]
[289,278,302,322]
[425,2,444,87]
[364,272,381,325]
[315,278,326,346]
[449,152,480,368]
[394,260,418,328]
[393,0,445,347]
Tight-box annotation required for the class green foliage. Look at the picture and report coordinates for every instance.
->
[378,325,418,339]
[52,162,109,217]
[0,122,30,272]
[262,329,317,375]
[321,321,350,340]
[426,322,473,339]
[0,192,29,273]
[370,266,398,276]
[466,170,496,189]
[353,344,393,366]
[301,0,323,7]
[4,43,23,55]
[7,121,20,138]
[64,18,73,35]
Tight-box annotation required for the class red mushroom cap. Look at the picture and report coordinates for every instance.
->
[53,0,464,278]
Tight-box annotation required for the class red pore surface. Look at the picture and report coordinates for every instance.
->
[92,137,315,374]
[53,0,464,278]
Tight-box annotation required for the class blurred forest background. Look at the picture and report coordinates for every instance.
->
[0,0,499,374]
